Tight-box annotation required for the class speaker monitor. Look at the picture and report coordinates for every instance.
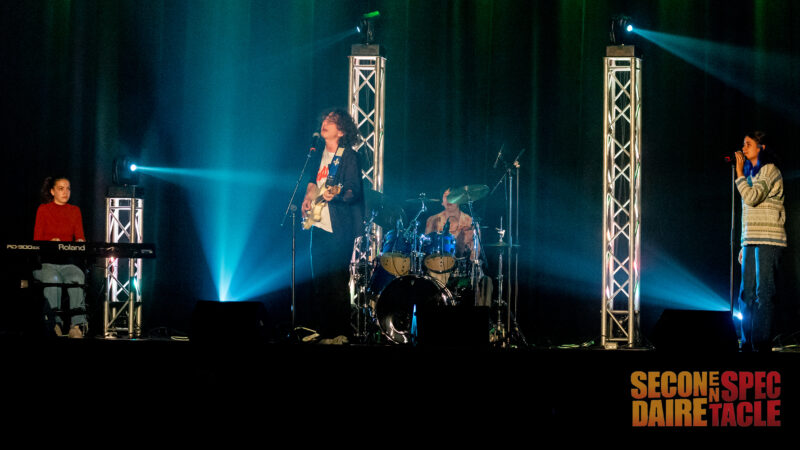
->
[191,300,269,344]
[651,309,738,352]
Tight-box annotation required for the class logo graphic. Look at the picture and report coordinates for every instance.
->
[631,371,781,427]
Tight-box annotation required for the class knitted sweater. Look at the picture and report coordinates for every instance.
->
[736,163,787,247]
[33,202,85,242]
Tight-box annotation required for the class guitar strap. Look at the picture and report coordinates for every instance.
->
[325,147,345,185]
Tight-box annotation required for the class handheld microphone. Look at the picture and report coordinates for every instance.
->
[723,151,740,165]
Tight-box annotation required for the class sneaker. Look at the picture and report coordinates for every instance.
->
[68,325,84,339]
[319,335,349,345]
[54,324,63,337]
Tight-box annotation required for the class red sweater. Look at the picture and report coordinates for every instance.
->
[33,202,85,242]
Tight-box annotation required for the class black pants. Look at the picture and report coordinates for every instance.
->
[309,227,353,338]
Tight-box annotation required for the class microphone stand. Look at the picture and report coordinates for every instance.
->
[487,148,528,347]
[510,148,527,347]
[281,144,316,338]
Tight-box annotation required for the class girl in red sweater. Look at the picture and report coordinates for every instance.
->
[33,177,87,338]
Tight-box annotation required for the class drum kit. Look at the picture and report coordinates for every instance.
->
[349,183,511,345]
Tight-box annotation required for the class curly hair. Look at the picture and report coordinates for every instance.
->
[39,176,69,204]
[320,108,361,150]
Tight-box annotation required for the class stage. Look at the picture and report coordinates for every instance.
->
[2,334,798,433]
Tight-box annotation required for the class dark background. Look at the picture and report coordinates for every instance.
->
[2,0,799,345]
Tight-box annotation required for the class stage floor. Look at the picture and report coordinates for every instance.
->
[2,336,798,433]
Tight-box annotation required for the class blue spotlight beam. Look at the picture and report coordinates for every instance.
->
[641,245,729,312]
[632,28,800,120]
[135,165,297,188]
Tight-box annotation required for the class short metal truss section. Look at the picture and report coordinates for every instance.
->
[104,187,145,339]
[601,46,642,349]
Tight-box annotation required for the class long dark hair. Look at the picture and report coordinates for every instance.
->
[743,130,779,177]
[39,176,68,204]
[320,108,361,150]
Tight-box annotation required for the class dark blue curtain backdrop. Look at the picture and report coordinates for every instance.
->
[2,0,799,343]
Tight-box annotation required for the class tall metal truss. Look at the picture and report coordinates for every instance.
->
[348,44,386,254]
[601,46,642,349]
[104,188,145,338]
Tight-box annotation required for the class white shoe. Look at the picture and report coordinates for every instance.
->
[319,335,349,345]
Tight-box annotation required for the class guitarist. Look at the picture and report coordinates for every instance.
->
[301,109,364,342]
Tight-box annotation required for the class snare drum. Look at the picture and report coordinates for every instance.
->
[422,232,456,274]
[374,274,454,344]
[380,229,412,276]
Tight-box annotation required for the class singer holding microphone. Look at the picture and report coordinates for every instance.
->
[734,131,786,351]
[300,109,363,343]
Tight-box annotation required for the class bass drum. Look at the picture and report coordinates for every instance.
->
[374,275,454,344]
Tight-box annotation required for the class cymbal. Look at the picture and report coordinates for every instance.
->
[364,189,407,230]
[404,197,441,205]
[483,241,520,248]
[446,184,489,205]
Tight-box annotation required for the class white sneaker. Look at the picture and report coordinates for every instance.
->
[319,335,349,345]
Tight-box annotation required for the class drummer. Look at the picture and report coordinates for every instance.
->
[424,187,478,259]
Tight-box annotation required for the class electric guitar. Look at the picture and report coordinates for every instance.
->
[302,183,343,230]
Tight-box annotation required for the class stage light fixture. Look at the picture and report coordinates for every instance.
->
[113,157,140,186]
[609,14,635,45]
[357,11,380,45]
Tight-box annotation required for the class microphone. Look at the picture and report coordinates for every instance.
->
[310,132,321,151]
[443,217,451,235]
[493,144,505,169]
[723,151,740,165]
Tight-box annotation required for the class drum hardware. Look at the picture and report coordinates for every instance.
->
[485,218,528,348]
[364,189,407,231]
[484,241,520,248]
[488,147,528,348]
[350,210,384,343]
[403,193,430,276]
[445,184,490,205]
[356,188,508,346]
[460,189,487,308]
[491,219,507,345]
[403,197,441,205]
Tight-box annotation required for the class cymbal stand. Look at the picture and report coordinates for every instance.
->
[405,195,428,275]
[493,219,507,343]
[488,148,527,347]
[465,199,485,306]
[510,150,526,347]
[351,211,376,342]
